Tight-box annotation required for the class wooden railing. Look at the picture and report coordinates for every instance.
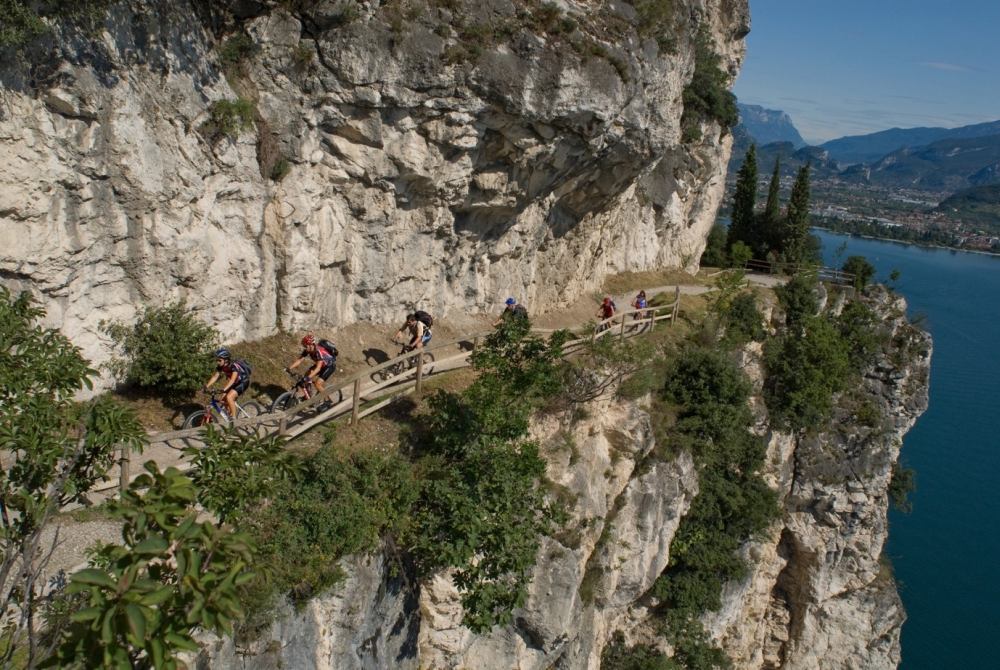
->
[99,290,683,496]
[744,259,856,286]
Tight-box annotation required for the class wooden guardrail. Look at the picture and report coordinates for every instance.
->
[103,291,682,496]
[744,259,856,286]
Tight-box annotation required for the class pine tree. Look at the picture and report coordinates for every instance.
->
[727,145,758,253]
[783,164,812,263]
[758,157,782,256]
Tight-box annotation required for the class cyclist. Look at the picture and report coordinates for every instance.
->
[203,347,250,419]
[631,290,649,319]
[596,297,617,332]
[393,314,431,352]
[493,297,528,327]
[286,334,337,395]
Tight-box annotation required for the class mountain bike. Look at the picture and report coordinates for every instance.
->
[183,390,265,428]
[371,342,434,383]
[270,371,344,413]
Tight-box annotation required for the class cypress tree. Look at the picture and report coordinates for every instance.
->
[727,145,758,252]
[758,157,782,256]
[783,164,812,263]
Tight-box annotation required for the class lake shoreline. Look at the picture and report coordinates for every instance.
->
[810,226,1000,259]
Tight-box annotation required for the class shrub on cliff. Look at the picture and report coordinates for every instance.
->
[775,271,819,328]
[651,347,776,667]
[763,314,852,431]
[680,29,738,142]
[102,301,219,401]
[842,255,876,290]
[204,98,256,139]
[721,292,765,346]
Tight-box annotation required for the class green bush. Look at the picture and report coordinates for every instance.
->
[601,631,677,670]
[762,315,851,431]
[680,29,737,142]
[205,98,256,138]
[235,448,416,622]
[270,157,291,181]
[729,240,753,269]
[775,272,819,328]
[837,300,886,371]
[186,427,299,523]
[218,32,256,68]
[699,223,728,267]
[0,0,111,48]
[721,292,765,346]
[888,462,915,513]
[651,347,775,667]
[842,255,876,290]
[0,0,46,48]
[102,301,219,401]
[408,320,569,631]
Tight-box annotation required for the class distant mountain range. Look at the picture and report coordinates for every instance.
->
[820,120,1000,166]
[840,133,1000,191]
[730,107,1000,196]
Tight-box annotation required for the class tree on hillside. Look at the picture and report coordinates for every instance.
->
[782,164,812,263]
[759,157,782,256]
[0,287,145,667]
[727,144,758,254]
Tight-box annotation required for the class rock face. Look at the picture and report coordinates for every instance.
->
[0,0,748,384]
[195,289,931,669]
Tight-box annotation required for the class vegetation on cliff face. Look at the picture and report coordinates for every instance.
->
[681,29,738,143]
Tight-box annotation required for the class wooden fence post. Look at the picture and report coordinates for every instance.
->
[118,444,130,494]
[671,286,680,325]
[351,378,362,425]
[472,336,480,351]
[278,414,287,437]
[415,354,424,395]
[620,314,627,341]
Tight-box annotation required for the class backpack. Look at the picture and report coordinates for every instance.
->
[318,338,339,360]
[512,304,529,319]
[233,358,252,379]
[414,310,434,328]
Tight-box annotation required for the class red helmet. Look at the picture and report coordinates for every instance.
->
[602,297,611,305]
[302,334,316,346]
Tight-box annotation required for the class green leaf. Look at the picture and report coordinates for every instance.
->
[71,568,117,589]
[164,632,200,652]
[133,536,170,555]
[125,603,147,643]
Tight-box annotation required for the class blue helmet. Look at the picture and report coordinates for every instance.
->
[214,347,231,360]
[505,297,516,306]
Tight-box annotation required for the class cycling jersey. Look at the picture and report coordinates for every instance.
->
[301,345,336,366]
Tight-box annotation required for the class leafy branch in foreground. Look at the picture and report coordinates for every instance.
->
[0,287,145,668]
[48,464,255,670]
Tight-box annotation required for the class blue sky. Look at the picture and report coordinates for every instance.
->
[732,0,1000,143]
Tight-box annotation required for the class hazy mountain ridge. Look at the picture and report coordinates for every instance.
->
[820,120,1000,165]
[842,133,1000,191]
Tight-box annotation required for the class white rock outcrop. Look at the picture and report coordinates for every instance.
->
[0,0,747,386]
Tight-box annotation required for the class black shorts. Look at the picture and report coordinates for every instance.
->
[226,378,250,396]
[318,362,336,381]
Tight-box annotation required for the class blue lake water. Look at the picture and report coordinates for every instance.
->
[815,231,1000,670]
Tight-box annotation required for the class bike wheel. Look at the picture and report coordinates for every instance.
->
[270,391,299,413]
[183,410,211,429]
[372,365,396,384]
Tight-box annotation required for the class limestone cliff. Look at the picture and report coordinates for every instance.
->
[193,289,931,669]
[0,0,747,383]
